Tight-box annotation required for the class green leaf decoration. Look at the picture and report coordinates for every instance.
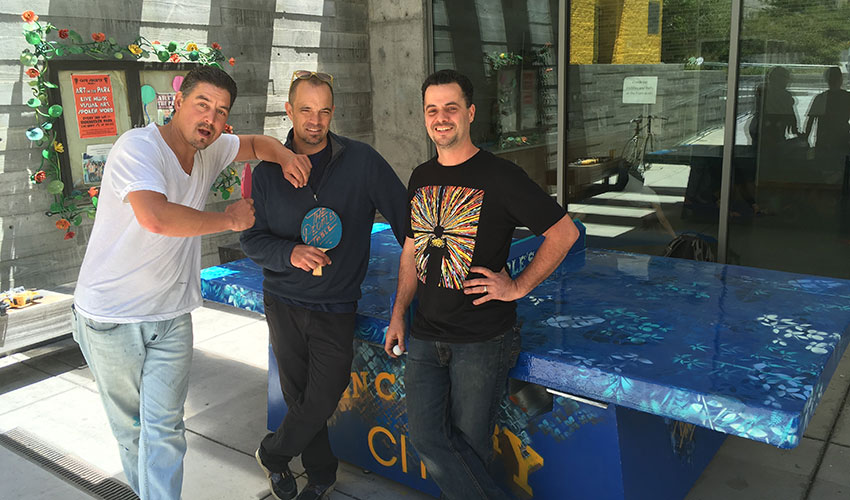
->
[42,122,53,131]
[26,127,44,141]
[167,41,177,52]
[157,51,170,62]
[210,62,222,69]
[189,50,200,61]
[67,203,76,211]
[68,45,83,54]
[48,104,63,117]
[25,31,42,45]
[87,209,96,219]
[73,215,82,226]
[47,180,64,194]
[69,30,83,43]
[221,189,230,200]
[108,37,116,45]
[42,149,51,159]
[44,81,58,89]
[113,52,123,59]
[50,202,62,213]
[55,47,65,57]
[26,97,42,108]
[92,197,98,208]
[20,52,31,64]
[28,81,39,87]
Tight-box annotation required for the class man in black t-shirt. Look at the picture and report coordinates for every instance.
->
[384,70,579,499]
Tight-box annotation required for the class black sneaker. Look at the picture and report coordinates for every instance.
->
[295,481,335,500]
[255,448,297,500]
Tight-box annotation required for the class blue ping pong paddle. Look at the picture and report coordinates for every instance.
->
[300,207,342,276]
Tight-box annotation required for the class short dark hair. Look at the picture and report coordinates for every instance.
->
[421,69,474,107]
[180,65,238,108]
[289,77,334,105]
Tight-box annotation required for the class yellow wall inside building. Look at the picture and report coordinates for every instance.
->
[570,0,662,64]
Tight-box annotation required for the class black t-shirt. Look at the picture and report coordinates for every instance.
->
[406,149,566,342]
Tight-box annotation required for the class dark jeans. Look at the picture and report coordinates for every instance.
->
[405,328,521,500]
[258,295,355,485]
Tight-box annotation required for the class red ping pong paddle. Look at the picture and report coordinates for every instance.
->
[241,163,252,199]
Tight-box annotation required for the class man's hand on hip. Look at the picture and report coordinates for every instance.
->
[463,266,522,305]
[290,244,331,272]
[225,198,255,231]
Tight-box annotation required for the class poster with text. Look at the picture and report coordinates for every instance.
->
[156,93,176,125]
[72,74,118,139]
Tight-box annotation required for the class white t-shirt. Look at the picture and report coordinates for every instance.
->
[74,123,239,323]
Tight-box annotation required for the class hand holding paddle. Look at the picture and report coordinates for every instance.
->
[300,207,342,276]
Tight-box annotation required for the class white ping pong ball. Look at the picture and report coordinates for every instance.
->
[392,345,403,356]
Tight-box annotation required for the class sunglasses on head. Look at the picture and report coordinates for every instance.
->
[291,70,334,87]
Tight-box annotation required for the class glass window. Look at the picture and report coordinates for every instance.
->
[729,0,850,278]
[566,0,732,256]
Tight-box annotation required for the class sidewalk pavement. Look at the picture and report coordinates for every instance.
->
[0,300,848,499]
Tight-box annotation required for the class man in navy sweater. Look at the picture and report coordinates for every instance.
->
[241,71,407,500]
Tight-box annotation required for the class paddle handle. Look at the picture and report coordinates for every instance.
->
[312,248,329,276]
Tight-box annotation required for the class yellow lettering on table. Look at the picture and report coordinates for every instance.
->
[367,426,397,467]
[503,427,543,496]
[375,372,396,401]
[400,432,408,473]
[350,371,368,399]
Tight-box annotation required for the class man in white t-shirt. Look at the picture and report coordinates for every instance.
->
[72,66,311,500]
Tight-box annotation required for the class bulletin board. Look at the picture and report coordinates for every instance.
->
[47,61,196,195]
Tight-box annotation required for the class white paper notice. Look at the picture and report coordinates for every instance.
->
[622,76,658,104]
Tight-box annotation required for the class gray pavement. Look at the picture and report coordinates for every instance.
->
[0,301,848,499]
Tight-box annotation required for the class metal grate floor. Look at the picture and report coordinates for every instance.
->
[0,427,139,500]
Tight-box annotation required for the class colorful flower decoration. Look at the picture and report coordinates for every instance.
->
[19,10,236,238]
[229,57,236,66]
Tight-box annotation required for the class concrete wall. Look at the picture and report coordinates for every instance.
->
[0,0,384,290]
[367,0,430,182]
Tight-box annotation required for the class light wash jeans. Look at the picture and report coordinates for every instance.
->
[73,307,193,500]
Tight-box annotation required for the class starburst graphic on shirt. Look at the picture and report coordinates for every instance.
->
[411,185,483,289]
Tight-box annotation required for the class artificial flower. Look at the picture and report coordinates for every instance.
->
[58,29,69,39]
[227,186,235,194]
[92,32,106,43]
[53,141,64,153]
[55,218,70,230]
[212,42,221,50]
[186,43,198,52]
[170,53,180,63]
[22,11,38,23]
[34,171,46,183]
[223,123,233,134]
[228,57,235,66]
[64,231,75,240]
[128,44,142,55]
[88,187,99,197]
[26,68,39,78]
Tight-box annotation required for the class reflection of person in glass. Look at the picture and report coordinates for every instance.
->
[747,66,800,214]
[804,66,850,182]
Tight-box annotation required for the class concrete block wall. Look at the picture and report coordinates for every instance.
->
[0,0,383,290]
[368,0,430,182]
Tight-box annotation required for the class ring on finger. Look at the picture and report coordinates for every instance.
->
[483,285,488,293]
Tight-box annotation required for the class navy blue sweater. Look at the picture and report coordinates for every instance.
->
[240,131,407,305]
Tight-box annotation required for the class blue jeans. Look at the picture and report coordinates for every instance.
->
[73,308,193,500]
[405,328,521,500]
